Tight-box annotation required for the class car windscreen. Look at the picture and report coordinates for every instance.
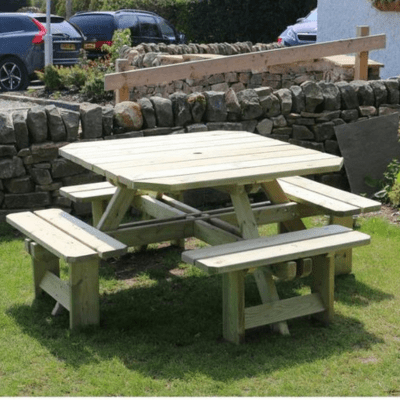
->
[69,14,116,40]
[305,9,317,22]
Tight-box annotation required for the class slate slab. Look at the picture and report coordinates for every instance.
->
[334,113,400,196]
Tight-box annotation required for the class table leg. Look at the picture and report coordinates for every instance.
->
[229,185,290,336]
[96,187,137,231]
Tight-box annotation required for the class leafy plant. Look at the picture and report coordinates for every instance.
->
[101,29,131,63]
[365,158,400,204]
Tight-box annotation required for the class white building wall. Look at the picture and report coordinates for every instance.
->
[318,0,400,79]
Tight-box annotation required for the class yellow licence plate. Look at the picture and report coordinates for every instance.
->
[84,43,96,50]
[60,43,76,51]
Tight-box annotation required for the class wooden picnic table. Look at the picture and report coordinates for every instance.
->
[59,130,347,337]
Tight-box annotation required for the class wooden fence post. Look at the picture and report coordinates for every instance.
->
[354,26,370,80]
[115,59,130,104]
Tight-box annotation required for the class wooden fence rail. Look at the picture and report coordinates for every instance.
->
[104,28,386,103]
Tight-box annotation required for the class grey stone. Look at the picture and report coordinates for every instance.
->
[206,122,243,131]
[204,91,227,122]
[30,168,52,185]
[292,125,314,140]
[0,157,25,179]
[259,94,281,117]
[114,101,144,131]
[385,79,400,104]
[27,106,48,143]
[379,106,400,116]
[150,96,173,127]
[169,92,192,126]
[325,140,341,156]
[0,112,16,144]
[61,172,104,187]
[187,92,206,123]
[240,119,258,133]
[80,103,103,139]
[186,123,208,133]
[12,110,29,149]
[142,52,159,68]
[369,80,388,108]
[318,82,340,110]
[138,98,156,129]
[60,109,80,142]
[45,105,67,142]
[3,176,34,194]
[350,80,375,106]
[256,118,274,135]
[102,106,114,137]
[290,85,306,114]
[51,158,85,178]
[0,145,17,157]
[336,81,359,110]
[3,192,51,209]
[236,89,263,120]
[142,127,179,136]
[359,106,377,117]
[271,115,287,128]
[301,81,324,113]
[29,142,60,162]
[253,87,273,98]
[312,122,335,142]
[320,173,349,191]
[225,88,241,115]
[334,113,400,195]
[275,88,292,115]
[340,109,359,123]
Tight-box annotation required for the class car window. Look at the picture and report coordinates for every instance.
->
[35,16,81,38]
[159,19,175,38]
[117,14,137,29]
[138,15,161,38]
[70,14,115,37]
[0,16,36,34]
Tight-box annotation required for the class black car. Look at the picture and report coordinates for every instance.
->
[0,12,83,91]
[70,10,186,58]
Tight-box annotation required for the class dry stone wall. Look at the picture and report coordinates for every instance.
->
[1,77,400,217]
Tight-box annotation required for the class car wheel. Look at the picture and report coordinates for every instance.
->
[0,57,29,92]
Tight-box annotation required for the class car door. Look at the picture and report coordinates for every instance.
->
[137,14,164,44]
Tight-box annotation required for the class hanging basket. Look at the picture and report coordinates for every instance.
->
[373,0,400,11]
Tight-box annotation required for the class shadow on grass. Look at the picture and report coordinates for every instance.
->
[6,246,387,381]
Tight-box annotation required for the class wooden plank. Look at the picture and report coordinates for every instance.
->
[261,180,306,233]
[121,155,343,192]
[35,209,127,259]
[96,186,137,231]
[69,259,100,329]
[7,212,97,263]
[39,271,71,311]
[278,176,381,213]
[245,293,325,329]
[311,254,335,324]
[270,261,297,281]
[183,229,370,275]
[28,241,60,299]
[278,179,360,216]
[354,26,370,80]
[60,183,116,203]
[222,270,246,344]
[104,34,386,91]
[183,225,351,264]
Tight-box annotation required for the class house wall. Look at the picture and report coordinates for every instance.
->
[318,0,400,79]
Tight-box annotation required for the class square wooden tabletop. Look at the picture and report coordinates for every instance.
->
[60,131,343,192]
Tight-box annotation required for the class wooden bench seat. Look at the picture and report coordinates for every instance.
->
[6,208,127,329]
[182,225,370,344]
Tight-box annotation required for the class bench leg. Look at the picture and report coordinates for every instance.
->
[229,186,290,336]
[92,199,108,227]
[311,253,335,325]
[69,259,100,329]
[330,216,353,275]
[222,270,246,344]
[25,239,60,299]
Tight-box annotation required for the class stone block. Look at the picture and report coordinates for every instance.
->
[3,192,51,209]
[204,91,227,122]
[12,110,29,149]
[27,106,48,143]
[80,103,103,139]
[45,105,67,142]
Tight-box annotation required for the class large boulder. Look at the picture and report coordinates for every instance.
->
[138,98,156,129]
[45,105,67,142]
[169,92,192,126]
[80,103,103,138]
[113,101,144,131]
[187,92,206,123]
[27,106,48,143]
[236,89,263,120]
[204,91,227,122]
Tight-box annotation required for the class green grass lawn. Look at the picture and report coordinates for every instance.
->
[0,215,399,396]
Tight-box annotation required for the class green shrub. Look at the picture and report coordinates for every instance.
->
[36,65,63,90]
[101,29,131,63]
